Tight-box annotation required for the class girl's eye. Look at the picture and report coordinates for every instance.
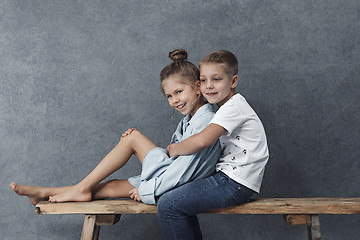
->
[200,79,206,82]
[167,95,172,99]
[176,90,182,94]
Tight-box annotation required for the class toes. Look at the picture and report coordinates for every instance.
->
[49,196,60,203]
[10,182,18,192]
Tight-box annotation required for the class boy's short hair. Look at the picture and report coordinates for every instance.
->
[199,50,238,76]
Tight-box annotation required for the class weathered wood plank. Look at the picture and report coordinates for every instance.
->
[307,215,322,240]
[35,198,360,215]
[284,214,312,226]
[207,198,360,214]
[95,214,121,226]
[36,199,157,215]
[81,215,99,240]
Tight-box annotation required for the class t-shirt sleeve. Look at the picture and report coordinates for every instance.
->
[210,101,244,135]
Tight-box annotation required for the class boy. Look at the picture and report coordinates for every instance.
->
[158,50,269,240]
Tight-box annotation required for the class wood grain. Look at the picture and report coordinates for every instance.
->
[283,214,312,225]
[35,198,360,215]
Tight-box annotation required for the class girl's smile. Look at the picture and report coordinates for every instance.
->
[175,103,186,111]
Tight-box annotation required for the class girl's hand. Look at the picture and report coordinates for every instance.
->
[129,188,142,202]
[120,128,136,140]
[167,143,179,158]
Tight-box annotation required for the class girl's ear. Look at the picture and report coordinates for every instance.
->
[196,80,201,94]
[196,80,201,87]
[231,75,239,88]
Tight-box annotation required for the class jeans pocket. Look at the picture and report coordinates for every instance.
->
[223,180,253,207]
[221,183,239,208]
[231,186,252,205]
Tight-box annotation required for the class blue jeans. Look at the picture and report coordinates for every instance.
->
[157,171,255,240]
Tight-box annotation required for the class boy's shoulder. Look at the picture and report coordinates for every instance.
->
[213,93,257,124]
[218,93,248,112]
[227,93,246,104]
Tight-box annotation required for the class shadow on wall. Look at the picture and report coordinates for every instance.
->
[242,69,359,198]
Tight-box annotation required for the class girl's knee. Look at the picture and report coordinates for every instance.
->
[130,129,144,138]
[129,129,142,136]
[120,129,142,143]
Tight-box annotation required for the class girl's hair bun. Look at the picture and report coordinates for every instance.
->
[169,49,188,62]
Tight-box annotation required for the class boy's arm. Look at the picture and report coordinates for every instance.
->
[167,123,226,158]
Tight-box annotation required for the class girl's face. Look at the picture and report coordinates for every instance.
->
[199,63,238,107]
[162,74,202,116]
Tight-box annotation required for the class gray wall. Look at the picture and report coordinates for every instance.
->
[1,0,359,239]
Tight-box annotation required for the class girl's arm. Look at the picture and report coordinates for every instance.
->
[167,123,226,158]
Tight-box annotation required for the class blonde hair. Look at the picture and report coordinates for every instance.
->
[160,49,199,87]
[199,50,238,76]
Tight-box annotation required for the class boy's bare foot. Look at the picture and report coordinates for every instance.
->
[9,182,48,206]
[48,185,92,203]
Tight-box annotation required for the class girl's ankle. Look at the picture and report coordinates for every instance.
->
[76,184,92,194]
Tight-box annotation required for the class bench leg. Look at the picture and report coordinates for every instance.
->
[80,214,121,240]
[81,215,100,240]
[307,215,321,240]
[283,214,322,240]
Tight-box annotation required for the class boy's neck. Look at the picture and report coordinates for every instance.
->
[217,91,237,107]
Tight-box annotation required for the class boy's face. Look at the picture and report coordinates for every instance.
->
[199,63,238,107]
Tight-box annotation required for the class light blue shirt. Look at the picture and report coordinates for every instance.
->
[128,103,221,204]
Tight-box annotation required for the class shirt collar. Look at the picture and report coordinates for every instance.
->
[184,103,213,126]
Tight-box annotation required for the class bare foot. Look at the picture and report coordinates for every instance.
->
[9,182,48,206]
[48,185,92,203]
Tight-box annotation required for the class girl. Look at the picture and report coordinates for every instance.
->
[10,49,221,205]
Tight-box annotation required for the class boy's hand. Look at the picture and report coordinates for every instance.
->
[167,143,180,158]
[120,128,136,140]
[129,188,142,202]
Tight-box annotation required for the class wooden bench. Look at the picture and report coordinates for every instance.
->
[35,198,360,240]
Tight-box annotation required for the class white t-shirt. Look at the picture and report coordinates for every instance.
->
[210,93,269,193]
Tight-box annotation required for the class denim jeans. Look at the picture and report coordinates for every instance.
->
[157,171,255,240]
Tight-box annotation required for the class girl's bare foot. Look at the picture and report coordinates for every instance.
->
[48,185,92,203]
[9,182,48,206]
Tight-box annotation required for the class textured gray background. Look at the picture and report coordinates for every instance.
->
[1,0,359,239]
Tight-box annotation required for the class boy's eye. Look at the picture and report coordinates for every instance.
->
[166,95,172,99]
[176,90,182,94]
[214,78,222,81]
